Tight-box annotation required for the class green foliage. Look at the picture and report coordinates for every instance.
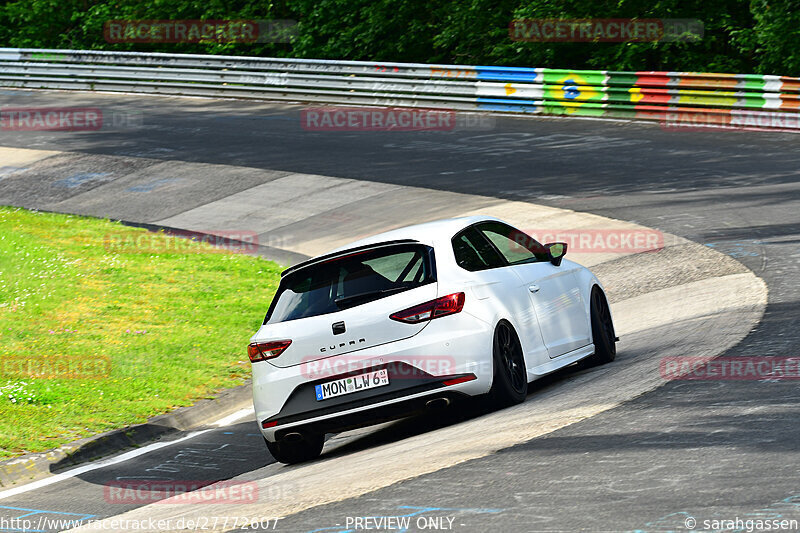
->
[0,0,798,78]
[747,0,800,74]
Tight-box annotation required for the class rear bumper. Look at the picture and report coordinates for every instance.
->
[252,313,493,441]
[271,376,474,441]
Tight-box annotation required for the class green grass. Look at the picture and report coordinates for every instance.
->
[0,207,282,458]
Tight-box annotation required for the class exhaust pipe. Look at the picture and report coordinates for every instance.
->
[426,397,451,409]
[282,432,305,443]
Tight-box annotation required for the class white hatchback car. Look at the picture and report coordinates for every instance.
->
[249,216,616,463]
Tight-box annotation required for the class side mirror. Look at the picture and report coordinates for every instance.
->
[545,242,567,266]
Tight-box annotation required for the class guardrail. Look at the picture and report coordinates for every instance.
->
[2,47,800,130]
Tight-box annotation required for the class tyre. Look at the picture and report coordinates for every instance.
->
[489,321,527,406]
[587,287,616,365]
[265,433,324,465]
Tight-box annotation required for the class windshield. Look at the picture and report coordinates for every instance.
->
[264,243,435,324]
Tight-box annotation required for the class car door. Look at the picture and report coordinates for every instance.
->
[475,222,591,358]
[451,227,550,368]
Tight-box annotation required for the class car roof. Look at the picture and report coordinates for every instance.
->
[326,215,503,254]
[281,215,505,277]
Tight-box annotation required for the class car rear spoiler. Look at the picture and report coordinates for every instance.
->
[280,239,421,277]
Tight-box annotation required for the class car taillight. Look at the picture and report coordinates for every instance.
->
[248,340,292,363]
[442,374,477,386]
[390,292,465,324]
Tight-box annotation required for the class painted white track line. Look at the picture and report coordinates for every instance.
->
[0,408,255,500]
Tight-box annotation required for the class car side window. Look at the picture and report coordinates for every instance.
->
[477,222,549,265]
[452,227,506,271]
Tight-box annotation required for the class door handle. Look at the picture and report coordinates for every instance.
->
[528,284,540,293]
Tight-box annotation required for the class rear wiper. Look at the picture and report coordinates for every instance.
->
[334,286,409,309]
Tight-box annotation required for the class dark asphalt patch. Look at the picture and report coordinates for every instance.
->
[0,152,156,209]
[0,418,272,533]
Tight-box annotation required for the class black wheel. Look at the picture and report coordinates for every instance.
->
[489,321,527,406]
[265,433,324,465]
[587,288,616,365]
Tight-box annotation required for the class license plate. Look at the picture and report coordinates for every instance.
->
[314,369,389,401]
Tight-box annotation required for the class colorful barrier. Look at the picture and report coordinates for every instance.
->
[1,48,799,130]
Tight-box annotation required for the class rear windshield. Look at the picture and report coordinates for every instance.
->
[264,243,436,324]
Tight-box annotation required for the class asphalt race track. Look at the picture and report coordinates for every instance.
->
[0,89,799,532]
